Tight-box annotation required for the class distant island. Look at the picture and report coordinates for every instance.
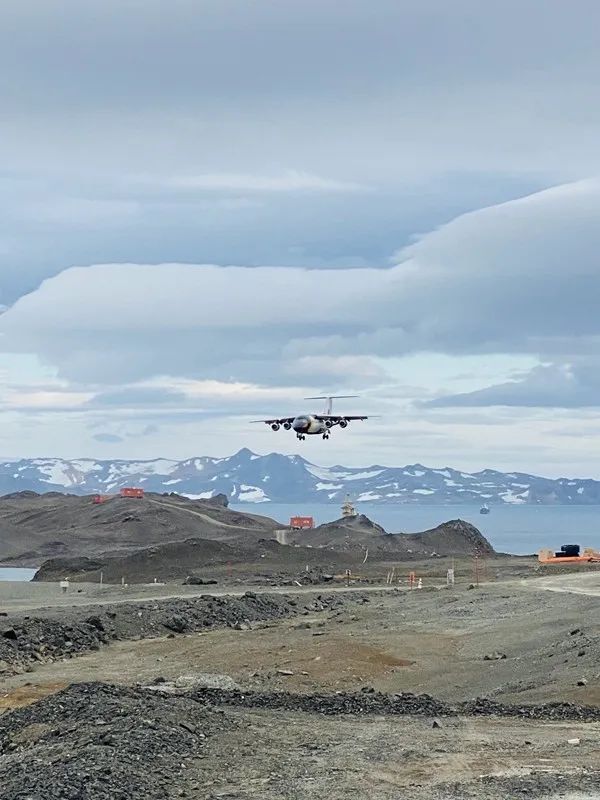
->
[0,448,598,505]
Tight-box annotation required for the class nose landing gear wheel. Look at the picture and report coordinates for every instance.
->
[322,433,330,440]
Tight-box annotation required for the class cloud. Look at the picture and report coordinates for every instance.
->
[16,198,141,227]
[1,179,597,398]
[80,379,334,419]
[424,361,600,409]
[2,0,600,310]
[93,433,124,443]
[88,387,189,408]
[0,388,94,411]
[285,355,389,386]
[148,171,366,193]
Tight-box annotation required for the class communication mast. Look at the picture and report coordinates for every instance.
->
[341,494,357,518]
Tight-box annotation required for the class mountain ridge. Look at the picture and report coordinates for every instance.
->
[1,449,599,505]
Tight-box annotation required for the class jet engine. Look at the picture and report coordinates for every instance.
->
[339,419,348,428]
[325,420,333,428]
[271,423,280,431]
[283,422,292,430]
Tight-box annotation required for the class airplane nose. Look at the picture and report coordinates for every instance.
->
[292,417,308,431]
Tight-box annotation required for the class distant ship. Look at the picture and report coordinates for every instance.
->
[479,503,490,515]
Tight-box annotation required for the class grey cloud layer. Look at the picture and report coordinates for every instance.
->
[1,180,598,406]
[2,1,599,306]
[5,0,599,110]
[2,1,599,417]
[426,362,600,409]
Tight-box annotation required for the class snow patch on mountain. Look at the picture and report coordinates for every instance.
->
[356,491,382,501]
[112,459,179,477]
[238,485,268,502]
[499,489,527,504]
[344,470,385,481]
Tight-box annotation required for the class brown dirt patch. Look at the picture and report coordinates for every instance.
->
[0,682,68,711]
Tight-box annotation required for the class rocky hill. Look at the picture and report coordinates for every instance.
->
[0,491,280,566]
[31,535,350,583]
[290,516,494,557]
[31,512,494,583]
[0,449,598,505]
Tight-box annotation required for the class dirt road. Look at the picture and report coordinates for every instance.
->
[527,572,600,596]
[0,579,399,612]
[147,497,239,528]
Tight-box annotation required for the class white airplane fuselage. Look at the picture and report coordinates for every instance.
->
[292,414,327,435]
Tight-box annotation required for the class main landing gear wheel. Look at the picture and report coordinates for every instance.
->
[322,433,330,440]
[296,434,306,441]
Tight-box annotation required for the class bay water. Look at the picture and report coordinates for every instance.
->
[0,567,38,581]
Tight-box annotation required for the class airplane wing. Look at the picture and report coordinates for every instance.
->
[314,415,369,422]
[250,417,295,425]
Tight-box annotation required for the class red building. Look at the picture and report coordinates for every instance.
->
[120,487,144,498]
[290,516,314,530]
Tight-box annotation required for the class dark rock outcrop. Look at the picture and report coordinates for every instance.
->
[289,514,494,557]
[407,519,495,556]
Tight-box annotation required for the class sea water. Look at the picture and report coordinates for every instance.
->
[231,503,600,556]
[0,567,38,581]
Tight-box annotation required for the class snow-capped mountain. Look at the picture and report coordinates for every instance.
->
[0,449,599,505]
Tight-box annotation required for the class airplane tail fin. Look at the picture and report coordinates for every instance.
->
[304,395,358,415]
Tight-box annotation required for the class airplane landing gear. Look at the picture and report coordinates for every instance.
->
[322,433,330,440]
[296,433,306,441]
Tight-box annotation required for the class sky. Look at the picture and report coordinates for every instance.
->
[1,0,600,477]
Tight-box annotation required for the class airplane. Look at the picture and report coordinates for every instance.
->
[252,395,369,441]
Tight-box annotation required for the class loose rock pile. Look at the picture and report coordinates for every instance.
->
[0,591,355,676]
[438,771,600,799]
[0,682,229,800]
[189,687,600,722]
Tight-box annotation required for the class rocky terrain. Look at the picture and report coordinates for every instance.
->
[1,578,600,799]
[3,681,600,800]
[2,447,599,504]
[1,490,599,799]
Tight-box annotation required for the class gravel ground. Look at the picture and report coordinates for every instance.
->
[2,681,599,800]
[2,579,600,799]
